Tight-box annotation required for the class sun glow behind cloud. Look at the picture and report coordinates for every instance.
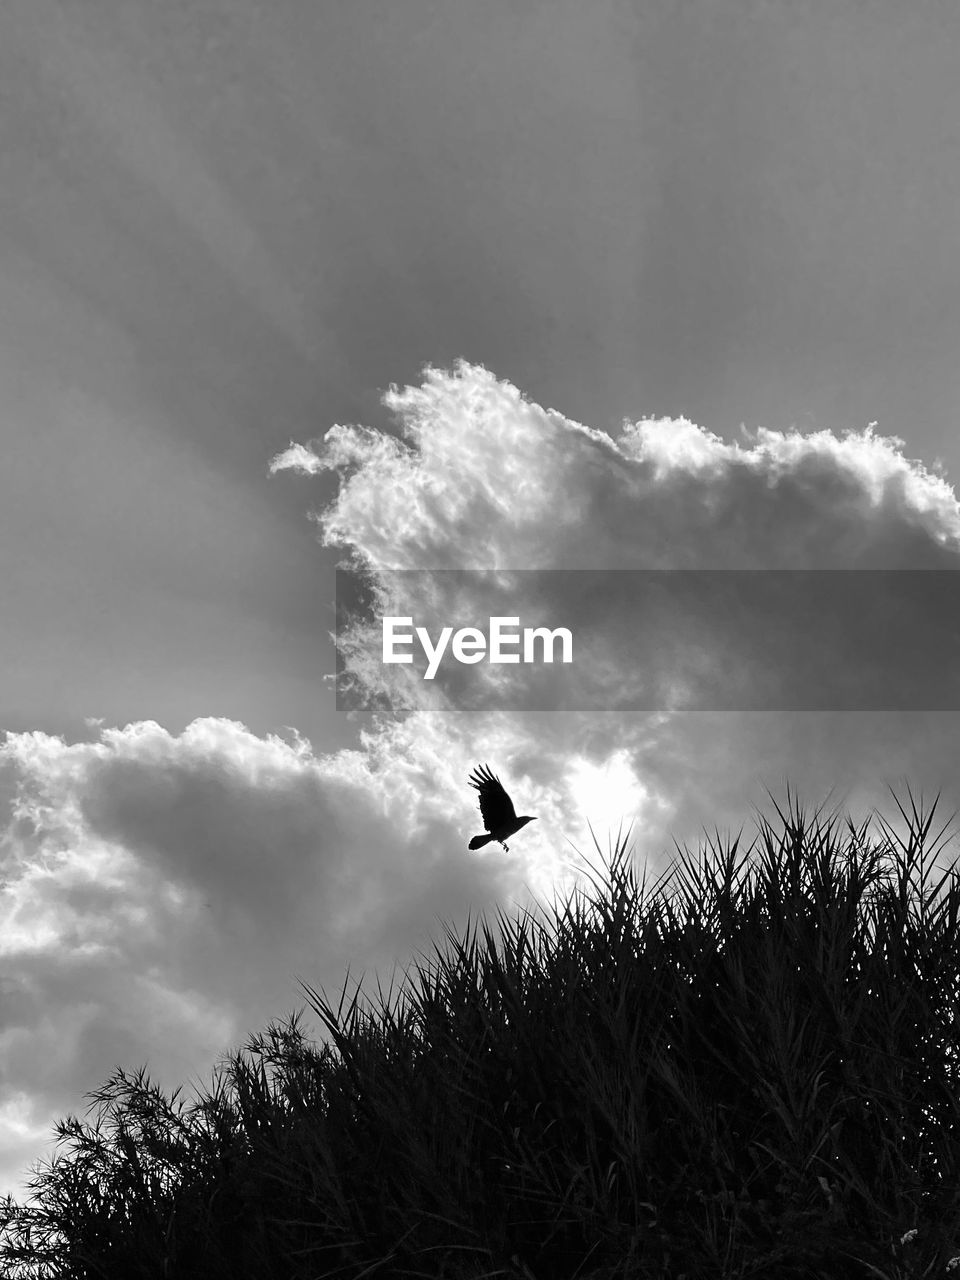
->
[566,749,662,841]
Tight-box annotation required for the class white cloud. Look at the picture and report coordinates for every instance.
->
[272,359,960,570]
[5,361,960,1203]
[274,358,960,850]
[0,715,534,1200]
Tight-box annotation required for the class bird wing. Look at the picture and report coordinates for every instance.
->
[469,764,517,832]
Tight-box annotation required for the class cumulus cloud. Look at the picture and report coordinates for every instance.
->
[4,360,960,1202]
[268,358,960,844]
[0,716,542,1200]
[271,359,960,571]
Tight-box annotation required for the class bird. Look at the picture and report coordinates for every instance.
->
[467,764,536,852]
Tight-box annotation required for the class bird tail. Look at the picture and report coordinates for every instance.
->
[468,833,495,850]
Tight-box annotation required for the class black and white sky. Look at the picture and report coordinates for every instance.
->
[3,0,960,1203]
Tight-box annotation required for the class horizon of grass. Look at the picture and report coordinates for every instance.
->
[3,784,960,1277]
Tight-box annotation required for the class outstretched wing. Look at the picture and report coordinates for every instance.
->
[469,764,517,833]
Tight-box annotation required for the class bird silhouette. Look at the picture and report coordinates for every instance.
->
[467,764,536,852]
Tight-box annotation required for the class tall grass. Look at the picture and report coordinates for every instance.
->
[4,786,960,1278]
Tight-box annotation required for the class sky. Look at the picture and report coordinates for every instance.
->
[2,0,960,1205]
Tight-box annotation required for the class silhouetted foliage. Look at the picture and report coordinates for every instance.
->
[3,785,960,1278]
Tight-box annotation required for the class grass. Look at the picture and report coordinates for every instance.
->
[4,785,960,1278]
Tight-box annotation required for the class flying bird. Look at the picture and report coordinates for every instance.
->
[467,764,536,852]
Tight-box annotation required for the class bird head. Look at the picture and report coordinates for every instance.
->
[517,816,537,829]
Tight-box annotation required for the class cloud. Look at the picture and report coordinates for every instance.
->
[0,716,536,1200]
[271,357,960,844]
[5,361,960,1203]
[271,359,960,571]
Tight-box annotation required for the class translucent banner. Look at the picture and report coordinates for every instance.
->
[335,569,960,711]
